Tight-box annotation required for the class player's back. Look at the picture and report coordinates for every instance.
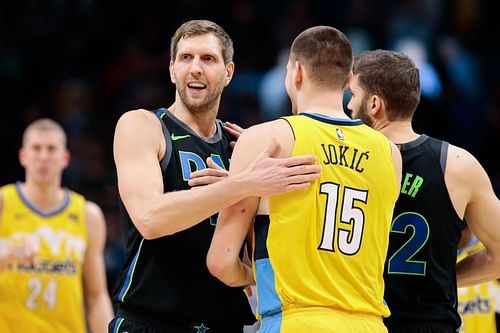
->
[0,183,87,333]
[383,135,465,331]
[253,113,399,329]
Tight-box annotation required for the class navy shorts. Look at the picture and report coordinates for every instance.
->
[109,316,244,333]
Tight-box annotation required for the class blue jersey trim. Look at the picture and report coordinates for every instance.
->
[301,112,363,126]
[118,238,145,301]
[112,317,125,333]
[15,181,70,217]
[255,258,282,317]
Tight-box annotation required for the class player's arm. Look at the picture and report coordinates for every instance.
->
[82,201,113,333]
[453,146,500,287]
[207,120,298,287]
[0,193,38,271]
[115,110,320,239]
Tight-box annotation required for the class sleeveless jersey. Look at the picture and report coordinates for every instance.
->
[253,113,399,321]
[0,182,87,333]
[383,135,465,329]
[112,108,255,325]
[457,239,497,333]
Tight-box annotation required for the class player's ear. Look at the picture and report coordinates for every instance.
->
[224,62,235,87]
[370,95,385,118]
[169,60,176,84]
[293,61,303,90]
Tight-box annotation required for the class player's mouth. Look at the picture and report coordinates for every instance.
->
[187,82,207,90]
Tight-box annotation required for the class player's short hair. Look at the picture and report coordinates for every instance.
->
[290,26,353,90]
[353,50,421,120]
[22,118,67,148]
[170,19,234,64]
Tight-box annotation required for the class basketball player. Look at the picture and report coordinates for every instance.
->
[207,26,402,333]
[0,118,113,333]
[349,49,500,333]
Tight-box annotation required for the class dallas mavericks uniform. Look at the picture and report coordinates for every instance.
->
[383,135,465,332]
[0,183,88,333]
[111,109,254,332]
[253,113,399,332]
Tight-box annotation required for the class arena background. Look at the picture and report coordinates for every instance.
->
[0,0,499,291]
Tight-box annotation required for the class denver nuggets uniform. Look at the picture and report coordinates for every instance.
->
[253,113,399,332]
[457,239,498,333]
[0,182,87,333]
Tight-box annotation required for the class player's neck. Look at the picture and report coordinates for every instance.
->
[169,102,218,139]
[296,91,348,119]
[20,180,66,212]
[378,120,419,144]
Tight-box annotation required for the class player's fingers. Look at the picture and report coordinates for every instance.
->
[224,121,245,134]
[206,157,224,170]
[223,122,245,137]
[188,175,226,187]
[282,154,318,167]
[283,164,322,177]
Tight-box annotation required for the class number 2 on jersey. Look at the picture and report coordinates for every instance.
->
[387,212,430,275]
[318,182,367,255]
[26,277,58,310]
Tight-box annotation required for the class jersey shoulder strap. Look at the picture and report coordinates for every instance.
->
[150,108,172,172]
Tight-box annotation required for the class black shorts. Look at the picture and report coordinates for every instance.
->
[109,316,245,333]
[384,320,457,333]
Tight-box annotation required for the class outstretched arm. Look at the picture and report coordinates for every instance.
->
[82,201,114,333]
[453,147,500,287]
[115,111,321,239]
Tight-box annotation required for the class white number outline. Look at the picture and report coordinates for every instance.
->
[318,182,367,255]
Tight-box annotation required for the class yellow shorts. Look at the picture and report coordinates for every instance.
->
[259,306,387,333]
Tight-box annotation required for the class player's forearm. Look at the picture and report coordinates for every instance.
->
[457,249,500,287]
[86,292,114,333]
[133,175,255,239]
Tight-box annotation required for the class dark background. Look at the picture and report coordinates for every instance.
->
[1,0,499,291]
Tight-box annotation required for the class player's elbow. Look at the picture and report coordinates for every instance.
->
[207,251,236,286]
[132,211,162,240]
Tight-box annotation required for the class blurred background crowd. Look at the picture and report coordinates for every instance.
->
[1,0,499,291]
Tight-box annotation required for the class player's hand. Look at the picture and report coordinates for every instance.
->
[188,157,229,187]
[9,241,39,266]
[223,122,245,149]
[238,137,322,196]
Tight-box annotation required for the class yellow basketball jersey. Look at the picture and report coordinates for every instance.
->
[457,240,497,333]
[0,183,88,333]
[253,113,398,324]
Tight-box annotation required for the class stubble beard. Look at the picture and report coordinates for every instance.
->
[356,99,374,128]
[177,84,222,114]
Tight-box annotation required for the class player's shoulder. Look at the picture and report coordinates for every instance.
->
[246,118,291,135]
[117,108,158,126]
[446,144,482,173]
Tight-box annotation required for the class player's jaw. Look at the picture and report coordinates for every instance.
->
[177,77,225,114]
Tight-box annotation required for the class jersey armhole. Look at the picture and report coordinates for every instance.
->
[152,108,173,172]
[440,141,449,174]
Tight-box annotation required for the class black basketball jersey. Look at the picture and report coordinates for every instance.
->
[112,108,255,326]
[383,135,465,330]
